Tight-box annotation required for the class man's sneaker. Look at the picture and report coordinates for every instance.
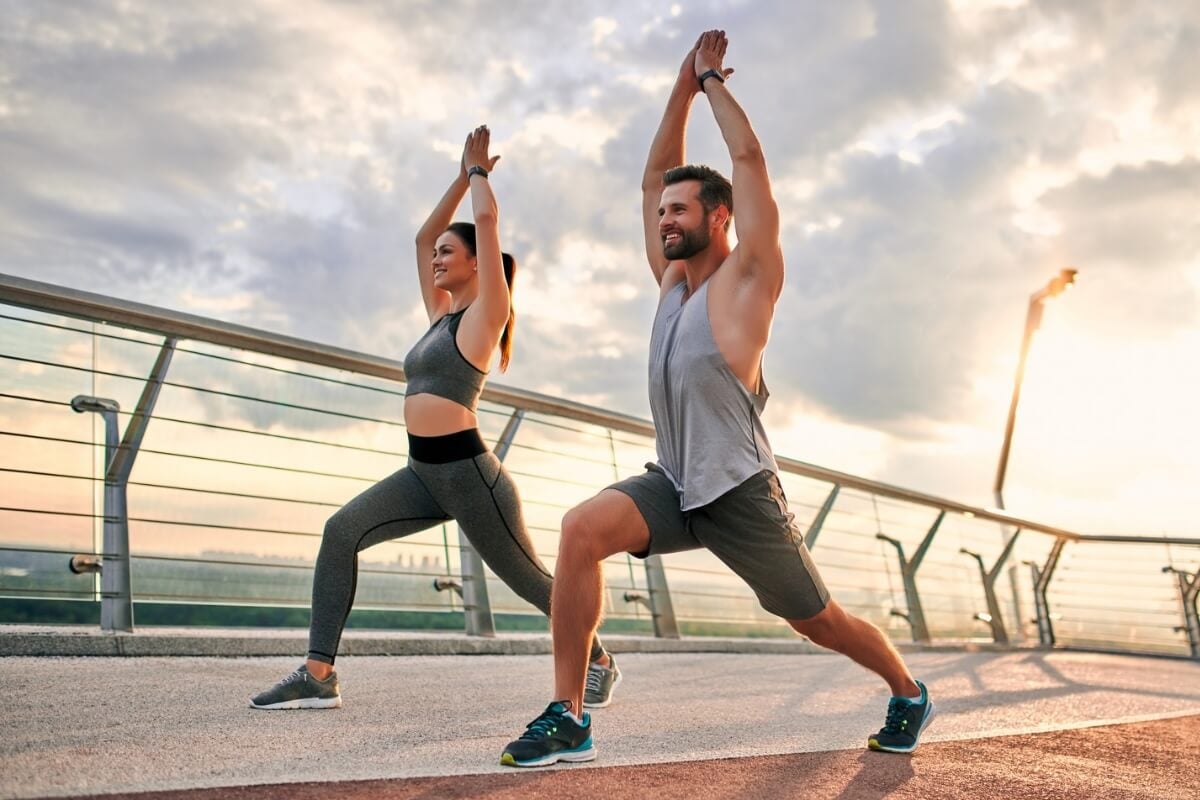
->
[868,679,935,753]
[249,665,341,710]
[500,701,596,768]
[583,654,621,708]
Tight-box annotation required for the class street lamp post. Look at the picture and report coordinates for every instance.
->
[993,267,1077,639]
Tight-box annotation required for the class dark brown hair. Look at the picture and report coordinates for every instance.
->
[445,221,517,371]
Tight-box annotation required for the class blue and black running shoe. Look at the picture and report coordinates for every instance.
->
[868,679,935,753]
[500,701,596,767]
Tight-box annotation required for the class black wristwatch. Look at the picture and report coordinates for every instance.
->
[467,165,489,180]
[698,69,725,91]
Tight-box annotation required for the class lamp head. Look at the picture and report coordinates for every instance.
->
[1046,268,1078,298]
[70,395,120,414]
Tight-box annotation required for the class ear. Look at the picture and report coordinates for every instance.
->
[710,205,730,231]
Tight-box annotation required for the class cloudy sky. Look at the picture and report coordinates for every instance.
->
[2,0,1197,537]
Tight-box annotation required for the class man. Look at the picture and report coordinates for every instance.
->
[500,30,934,768]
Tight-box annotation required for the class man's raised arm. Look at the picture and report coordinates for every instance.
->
[695,31,783,299]
[641,38,705,285]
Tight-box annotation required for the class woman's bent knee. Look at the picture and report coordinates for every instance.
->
[319,512,359,553]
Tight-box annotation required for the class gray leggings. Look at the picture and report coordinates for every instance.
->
[308,444,605,664]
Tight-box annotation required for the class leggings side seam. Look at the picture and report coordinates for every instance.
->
[467,458,552,582]
[471,455,500,490]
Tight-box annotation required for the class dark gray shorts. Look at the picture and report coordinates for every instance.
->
[609,464,830,621]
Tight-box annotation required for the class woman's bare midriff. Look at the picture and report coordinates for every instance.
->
[404,393,479,436]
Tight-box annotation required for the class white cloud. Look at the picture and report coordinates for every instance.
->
[1,0,1197,535]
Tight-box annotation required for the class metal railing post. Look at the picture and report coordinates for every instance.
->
[69,337,176,633]
[960,527,1022,645]
[70,396,126,631]
[640,555,680,639]
[1186,566,1200,659]
[877,510,944,644]
[1024,537,1065,646]
[1163,565,1200,658]
[804,484,840,549]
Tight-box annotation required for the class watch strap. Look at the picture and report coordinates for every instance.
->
[698,68,725,90]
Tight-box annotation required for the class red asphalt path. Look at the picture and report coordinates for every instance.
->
[57,714,1198,800]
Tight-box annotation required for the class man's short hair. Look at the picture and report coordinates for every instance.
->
[662,164,733,231]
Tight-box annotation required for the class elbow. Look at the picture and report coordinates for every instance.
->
[473,208,498,228]
[730,142,765,166]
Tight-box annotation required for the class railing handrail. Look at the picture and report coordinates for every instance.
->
[3,271,1196,548]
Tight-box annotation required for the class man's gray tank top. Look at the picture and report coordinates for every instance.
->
[648,279,778,510]
[403,308,487,412]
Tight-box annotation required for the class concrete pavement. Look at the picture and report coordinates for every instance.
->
[2,648,1199,798]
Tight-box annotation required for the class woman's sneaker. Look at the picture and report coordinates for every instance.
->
[500,701,596,767]
[868,679,934,753]
[583,654,621,708]
[249,665,341,710]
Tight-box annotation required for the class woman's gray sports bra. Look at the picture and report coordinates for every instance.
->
[402,308,487,412]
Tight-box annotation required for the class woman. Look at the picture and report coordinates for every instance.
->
[250,126,619,711]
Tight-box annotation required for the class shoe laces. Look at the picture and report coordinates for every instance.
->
[275,667,307,687]
[585,662,606,694]
[880,698,911,735]
[520,707,566,741]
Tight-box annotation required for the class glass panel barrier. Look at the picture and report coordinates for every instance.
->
[2,275,1197,657]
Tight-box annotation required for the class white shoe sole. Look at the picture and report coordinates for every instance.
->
[502,746,597,768]
[248,695,342,710]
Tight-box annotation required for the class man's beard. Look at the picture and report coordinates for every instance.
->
[663,223,711,260]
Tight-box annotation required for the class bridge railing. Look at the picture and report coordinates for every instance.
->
[2,273,1197,657]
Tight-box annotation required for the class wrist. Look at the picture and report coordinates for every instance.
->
[675,74,702,95]
[698,68,725,91]
[467,165,489,180]
[670,81,701,104]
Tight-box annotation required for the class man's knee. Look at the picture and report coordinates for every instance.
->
[560,504,621,563]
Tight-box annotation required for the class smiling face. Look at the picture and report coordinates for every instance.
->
[659,180,719,260]
[432,230,478,292]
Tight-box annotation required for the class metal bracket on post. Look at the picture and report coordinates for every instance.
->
[623,591,652,612]
[804,484,840,550]
[1024,537,1065,646]
[960,528,1022,645]
[1163,565,1200,658]
[432,577,463,598]
[876,510,944,644]
[70,336,176,633]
